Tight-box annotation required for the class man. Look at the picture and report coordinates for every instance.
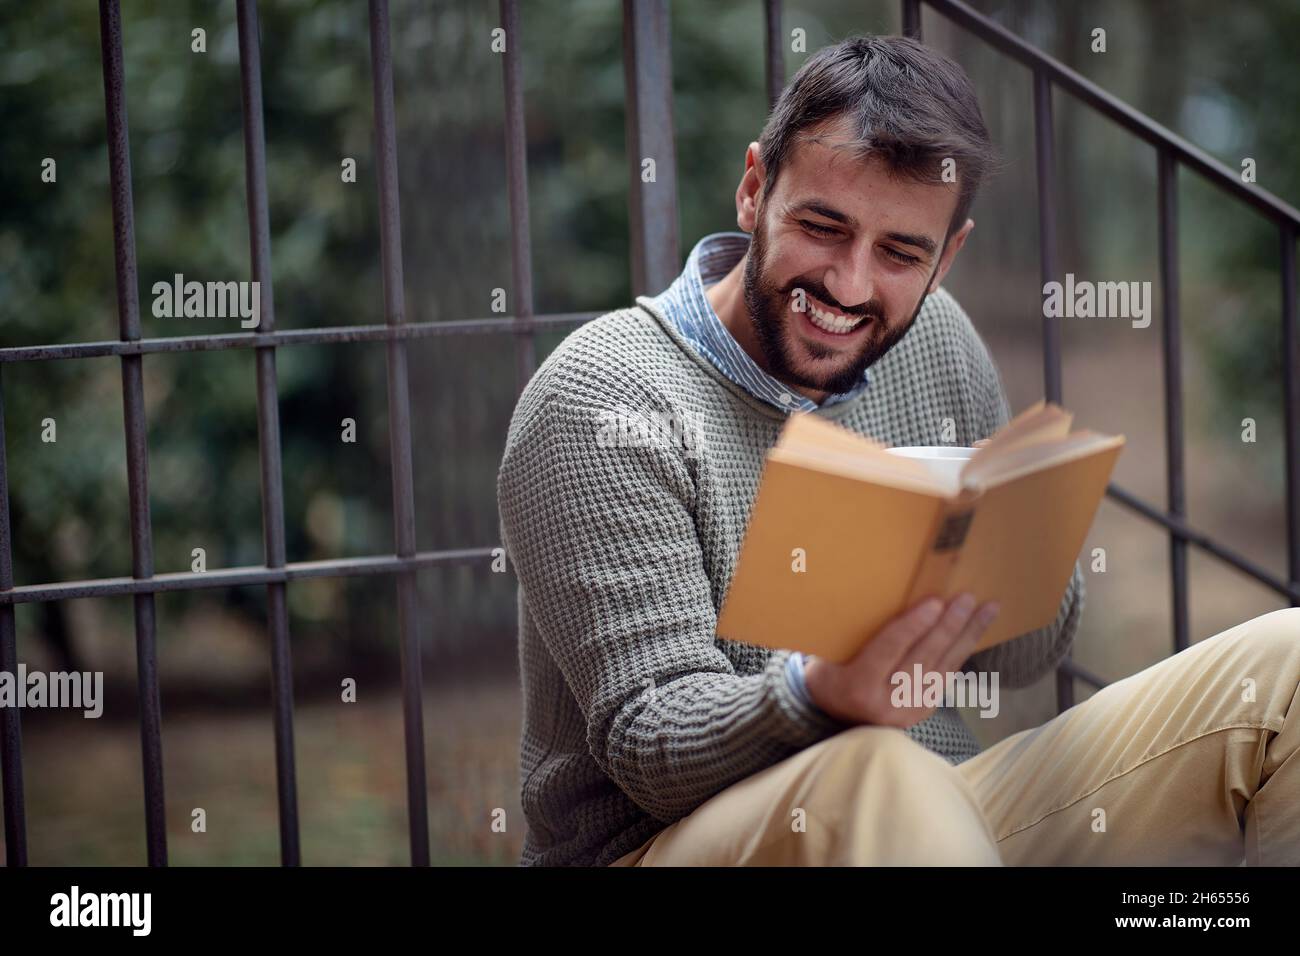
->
[497,34,1300,866]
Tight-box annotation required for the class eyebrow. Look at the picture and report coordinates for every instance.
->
[788,199,938,256]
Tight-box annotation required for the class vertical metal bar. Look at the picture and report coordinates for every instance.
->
[1032,71,1073,712]
[902,0,922,41]
[622,0,679,297]
[1158,150,1190,652]
[236,0,301,866]
[368,0,430,867]
[0,369,27,866]
[764,0,783,111]
[1281,223,1299,604]
[98,0,167,866]
[1033,72,1062,406]
[500,0,536,393]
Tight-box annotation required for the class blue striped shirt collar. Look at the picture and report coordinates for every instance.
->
[645,231,871,413]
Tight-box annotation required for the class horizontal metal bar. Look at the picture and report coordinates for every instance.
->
[0,547,496,605]
[6,490,1295,609]
[0,312,599,364]
[922,0,1300,228]
[1106,484,1300,603]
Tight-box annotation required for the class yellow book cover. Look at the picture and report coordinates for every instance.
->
[716,402,1125,663]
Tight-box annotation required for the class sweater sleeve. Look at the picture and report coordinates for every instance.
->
[497,386,852,824]
[959,322,1086,689]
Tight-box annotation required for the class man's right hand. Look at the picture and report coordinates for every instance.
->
[802,593,1000,727]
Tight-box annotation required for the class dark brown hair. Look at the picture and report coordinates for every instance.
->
[758,34,999,238]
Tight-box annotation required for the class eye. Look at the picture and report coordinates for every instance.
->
[882,246,920,265]
[800,219,839,238]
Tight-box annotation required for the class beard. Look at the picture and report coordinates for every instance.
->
[741,213,933,396]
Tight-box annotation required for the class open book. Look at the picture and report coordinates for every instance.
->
[716,401,1125,662]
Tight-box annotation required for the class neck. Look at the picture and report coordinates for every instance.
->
[705,255,828,405]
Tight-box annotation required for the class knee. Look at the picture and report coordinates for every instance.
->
[812,724,927,763]
[797,725,999,864]
[1247,606,1300,638]
[801,725,973,809]
[1204,608,1300,714]
[1232,607,1300,669]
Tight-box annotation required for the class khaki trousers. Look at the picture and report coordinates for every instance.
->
[609,608,1300,866]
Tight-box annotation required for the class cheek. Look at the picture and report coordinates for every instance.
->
[878,271,927,320]
[764,236,821,288]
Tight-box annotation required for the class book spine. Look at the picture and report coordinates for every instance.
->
[903,488,980,606]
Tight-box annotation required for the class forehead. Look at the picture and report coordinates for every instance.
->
[773,115,959,233]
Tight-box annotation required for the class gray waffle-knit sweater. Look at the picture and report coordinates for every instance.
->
[497,287,1084,866]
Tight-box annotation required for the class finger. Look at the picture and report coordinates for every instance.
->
[936,601,999,676]
[863,596,946,664]
[898,592,978,669]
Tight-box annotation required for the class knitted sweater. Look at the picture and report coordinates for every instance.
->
[497,287,1084,867]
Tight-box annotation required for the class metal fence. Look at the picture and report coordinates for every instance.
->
[900,0,1300,715]
[1,0,1297,867]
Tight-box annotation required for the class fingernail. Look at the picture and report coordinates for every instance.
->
[955,593,976,615]
[921,597,944,623]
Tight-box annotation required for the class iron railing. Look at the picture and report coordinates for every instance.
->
[901,0,1300,714]
[0,0,589,868]
[1,0,1297,868]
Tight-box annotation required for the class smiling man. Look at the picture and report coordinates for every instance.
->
[714,121,974,406]
[497,34,1300,867]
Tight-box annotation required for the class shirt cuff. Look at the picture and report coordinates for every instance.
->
[784,651,817,710]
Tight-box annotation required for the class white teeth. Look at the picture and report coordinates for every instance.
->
[797,297,865,334]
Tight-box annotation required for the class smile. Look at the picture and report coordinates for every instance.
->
[791,292,869,335]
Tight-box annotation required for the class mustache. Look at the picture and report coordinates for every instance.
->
[783,282,883,319]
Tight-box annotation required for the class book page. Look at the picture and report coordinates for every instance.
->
[770,445,954,497]
[774,412,952,496]
[962,431,1124,490]
[966,400,1073,470]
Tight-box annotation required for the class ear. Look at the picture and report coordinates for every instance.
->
[736,141,765,232]
[927,218,974,295]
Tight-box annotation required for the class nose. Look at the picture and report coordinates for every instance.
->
[822,245,875,313]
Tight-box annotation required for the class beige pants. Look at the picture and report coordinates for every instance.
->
[609,608,1300,866]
